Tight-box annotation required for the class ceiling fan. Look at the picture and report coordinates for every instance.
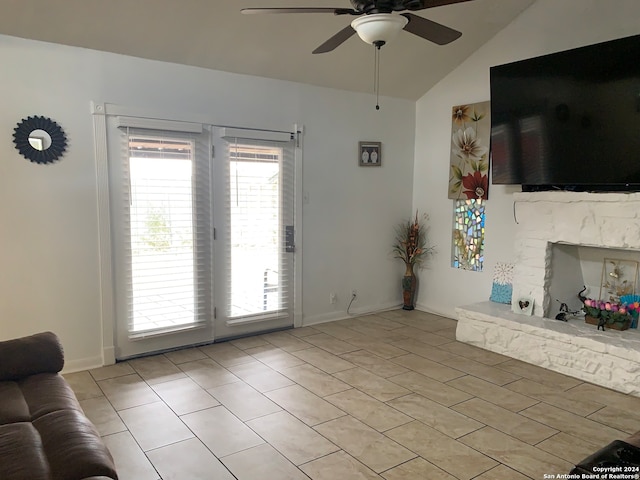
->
[241,0,473,54]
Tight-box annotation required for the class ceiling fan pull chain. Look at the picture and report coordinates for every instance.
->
[375,44,381,110]
[373,44,377,95]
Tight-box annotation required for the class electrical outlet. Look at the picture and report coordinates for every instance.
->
[330,293,337,304]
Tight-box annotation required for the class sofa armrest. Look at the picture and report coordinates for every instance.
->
[0,332,64,381]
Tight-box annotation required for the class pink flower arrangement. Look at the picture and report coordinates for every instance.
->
[583,298,632,326]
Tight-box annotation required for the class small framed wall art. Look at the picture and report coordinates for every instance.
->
[512,294,534,315]
[359,141,381,167]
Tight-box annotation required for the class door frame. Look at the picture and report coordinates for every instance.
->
[92,102,303,364]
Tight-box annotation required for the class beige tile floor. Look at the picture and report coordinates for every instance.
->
[64,309,640,480]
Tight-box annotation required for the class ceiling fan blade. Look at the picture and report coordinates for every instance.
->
[411,0,474,10]
[401,12,462,45]
[241,7,357,15]
[312,25,357,54]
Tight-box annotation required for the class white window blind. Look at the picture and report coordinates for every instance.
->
[224,136,295,320]
[122,129,212,336]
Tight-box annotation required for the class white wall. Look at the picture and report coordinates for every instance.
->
[0,34,415,369]
[413,0,640,319]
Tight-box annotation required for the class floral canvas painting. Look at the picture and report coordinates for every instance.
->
[448,101,491,200]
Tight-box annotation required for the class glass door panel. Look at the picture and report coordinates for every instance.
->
[129,137,198,332]
[107,122,213,360]
[214,136,295,339]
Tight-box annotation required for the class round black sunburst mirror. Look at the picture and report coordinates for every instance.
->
[13,116,67,164]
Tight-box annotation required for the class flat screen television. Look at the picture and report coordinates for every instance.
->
[490,34,640,192]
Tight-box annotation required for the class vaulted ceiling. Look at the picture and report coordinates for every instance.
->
[0,0,536,100]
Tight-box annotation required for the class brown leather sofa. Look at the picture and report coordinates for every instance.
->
[0,331,118,480]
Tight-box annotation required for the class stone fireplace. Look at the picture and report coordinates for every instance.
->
[456,191,640,396]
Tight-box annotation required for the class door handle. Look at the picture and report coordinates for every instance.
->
[285,225,295,253]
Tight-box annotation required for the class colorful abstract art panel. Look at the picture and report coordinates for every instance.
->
[452,199,485,271]
[448,101,491,200]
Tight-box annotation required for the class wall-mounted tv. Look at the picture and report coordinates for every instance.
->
[490,34,640,192]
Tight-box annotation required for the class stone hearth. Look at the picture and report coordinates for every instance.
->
[457,302,640,396]
[456,192,640,396]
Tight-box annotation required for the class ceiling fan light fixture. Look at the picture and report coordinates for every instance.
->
[351,13,408,46]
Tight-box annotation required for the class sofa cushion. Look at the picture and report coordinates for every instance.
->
[20,373,82,420]
[34,409,118,480]
[0,332,64,381]
[0,423,51,480]
[0,374,82,426]
[0,382,30,424]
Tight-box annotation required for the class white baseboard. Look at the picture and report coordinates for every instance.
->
[102,346,116,366]
[302,301,400,327]
[62,355,105,374]
[61,346,116,374]
[414,302,457,320]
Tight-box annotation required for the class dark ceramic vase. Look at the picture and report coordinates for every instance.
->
[402,263,417,310]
